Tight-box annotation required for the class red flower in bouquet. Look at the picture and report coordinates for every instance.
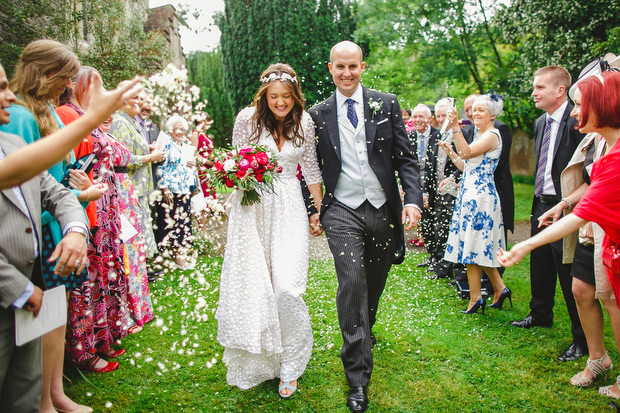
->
[255,151,269,165]
[204,144,281,206]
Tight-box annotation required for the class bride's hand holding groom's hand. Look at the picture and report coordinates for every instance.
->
[309,213,323,236]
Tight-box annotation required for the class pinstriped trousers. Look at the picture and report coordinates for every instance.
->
[321,200,397,387]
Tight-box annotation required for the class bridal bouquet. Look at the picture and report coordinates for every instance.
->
[207,144,281,206]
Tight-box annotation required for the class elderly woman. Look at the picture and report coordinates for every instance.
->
[439,94,510,314]
[499,70,620,399]
[109,90,164,260]
[156,114,196,269]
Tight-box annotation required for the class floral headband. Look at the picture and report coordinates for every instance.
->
[260,72,298,84]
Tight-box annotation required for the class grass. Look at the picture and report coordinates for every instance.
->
[63,249,618,412]
[513,182,534,223]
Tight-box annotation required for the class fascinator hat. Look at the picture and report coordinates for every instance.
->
[569,53,620,100]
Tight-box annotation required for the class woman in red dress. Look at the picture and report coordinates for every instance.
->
[190,115,216,198]
[190,115,217,234]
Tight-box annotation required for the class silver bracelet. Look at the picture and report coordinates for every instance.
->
[561,198,573,210]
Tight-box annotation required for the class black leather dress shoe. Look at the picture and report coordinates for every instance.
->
[347,386,368,412]
[417,260,430,268]
[426,272,451,280]
[558,343,588,362]
[147,270,163,282]
[370,333,377,348]
[509,315,552,329]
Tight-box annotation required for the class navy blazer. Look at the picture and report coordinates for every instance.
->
[531,102,584,213]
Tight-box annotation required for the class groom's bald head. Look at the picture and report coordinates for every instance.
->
[330,41,363,64]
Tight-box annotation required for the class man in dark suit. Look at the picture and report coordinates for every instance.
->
[407,104,441,271]
[0,64,88,411]
[509,66,587,362]
[426,98,465,280]
[309,41,422,412]
[462,93,515,240]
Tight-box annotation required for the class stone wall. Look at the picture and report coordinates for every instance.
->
[145,4,185,69]
[510,129,536,177]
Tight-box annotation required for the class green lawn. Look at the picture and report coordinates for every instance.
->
[514,181,534,223]
[64,250,617,412]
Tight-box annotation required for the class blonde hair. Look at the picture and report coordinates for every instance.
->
[11,40,80,141]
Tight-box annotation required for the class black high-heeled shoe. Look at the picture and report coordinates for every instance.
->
[488,287,512,310]
[461,297,486,314]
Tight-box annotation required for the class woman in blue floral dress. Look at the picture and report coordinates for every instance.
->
[156,114,196,269]
[440,94,511,314]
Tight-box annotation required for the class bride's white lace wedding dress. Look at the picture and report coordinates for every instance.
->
[215,107,322,389]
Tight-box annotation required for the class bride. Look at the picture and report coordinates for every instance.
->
[216,63,323,397]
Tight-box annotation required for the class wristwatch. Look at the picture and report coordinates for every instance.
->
[66,226,89,237]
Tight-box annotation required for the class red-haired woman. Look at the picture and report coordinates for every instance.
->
[499,70,620,399]
[216,63,323,397]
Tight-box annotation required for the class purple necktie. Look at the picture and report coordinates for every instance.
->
[346,99,358,129]
[534,117,553,197]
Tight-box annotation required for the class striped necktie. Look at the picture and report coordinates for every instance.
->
[534,117,553,197]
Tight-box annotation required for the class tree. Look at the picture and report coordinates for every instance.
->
[495,0,620,132]
[54,0,169,88]
[0,0,168,88]
[354,0,505,112]
[0,0,59,78]
[216,0,357,112]
[186,50,235,147]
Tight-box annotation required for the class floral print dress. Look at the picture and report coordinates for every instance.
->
[109,111,158,258]
[444,129,505,267]
[66,112,132,362]
[112,136,154,325]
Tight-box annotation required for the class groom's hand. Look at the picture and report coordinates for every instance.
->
[402,206,421,230]
[309,213,323,236]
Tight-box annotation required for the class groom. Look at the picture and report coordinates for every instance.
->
[309,41,422,412]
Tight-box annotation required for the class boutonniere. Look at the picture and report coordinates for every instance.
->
[368,98,383,118]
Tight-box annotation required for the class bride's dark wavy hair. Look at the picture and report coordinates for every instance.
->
[251,63,305,147]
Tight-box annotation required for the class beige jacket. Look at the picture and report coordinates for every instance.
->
[560,133,612,299]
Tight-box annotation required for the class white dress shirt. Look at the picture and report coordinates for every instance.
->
[542,100,569,196]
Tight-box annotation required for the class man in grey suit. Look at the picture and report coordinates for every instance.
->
[309,41,422,412]
[0,63,88,412]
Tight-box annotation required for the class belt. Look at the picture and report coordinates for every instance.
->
[114,166,127,173]
[538,194,559,205]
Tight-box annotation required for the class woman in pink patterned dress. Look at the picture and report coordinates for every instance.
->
[64,67,132,373]
[100,114,154,324]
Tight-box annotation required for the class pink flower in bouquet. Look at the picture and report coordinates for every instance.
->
[250,159,260,170]
[255,152,269,165]
[215,160,224,171]
[225,178,234,188]
[238,158,251,171]
[277,166,283,173]
[239,147,253,156]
